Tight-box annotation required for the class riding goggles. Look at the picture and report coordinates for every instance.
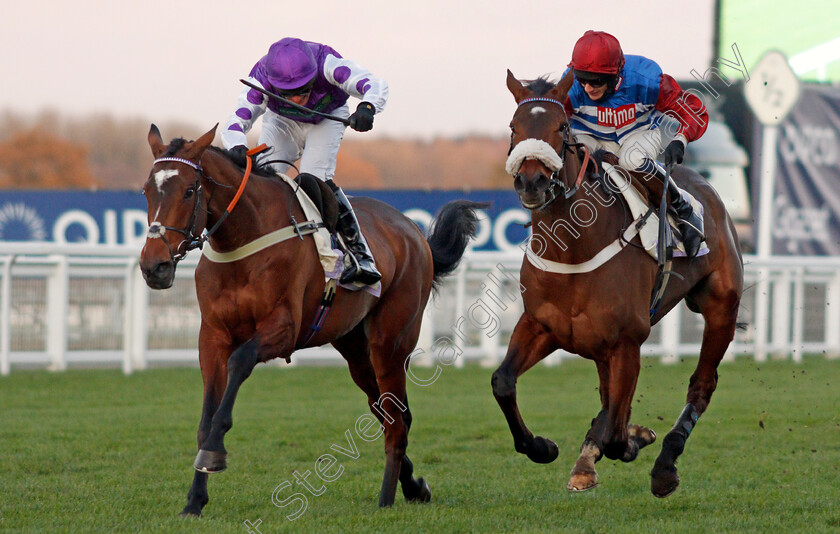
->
[275,78,316,97]
[574,70,610,88]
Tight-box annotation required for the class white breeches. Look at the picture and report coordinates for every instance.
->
[259,104,350,180]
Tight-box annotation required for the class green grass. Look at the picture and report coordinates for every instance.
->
[1,356,839,533]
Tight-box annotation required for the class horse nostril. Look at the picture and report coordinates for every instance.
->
[513,174,525,192]
[534,173,550,191]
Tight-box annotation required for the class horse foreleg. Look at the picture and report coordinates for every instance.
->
[194,338,261,474]
[492,314,559,464]
[587,342,642,462]
[180,348,226,517]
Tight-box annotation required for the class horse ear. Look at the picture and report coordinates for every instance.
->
[549,70,575,102]
[506,69,529,103]
[148,124,166,158]
[183,124,218,160]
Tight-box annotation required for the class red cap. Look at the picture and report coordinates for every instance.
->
[567,31,625,75]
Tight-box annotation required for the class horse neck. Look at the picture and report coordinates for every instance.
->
[200,151,297,250]
[529,156,626,265]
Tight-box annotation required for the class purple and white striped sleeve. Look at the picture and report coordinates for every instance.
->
[221,77,268,149]
[323,54,388,113]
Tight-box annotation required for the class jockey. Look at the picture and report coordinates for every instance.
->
[563,30,708,258]
[222,37,387,285]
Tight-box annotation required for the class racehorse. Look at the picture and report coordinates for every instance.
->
[141,124,484,515]
[492,71,744,497]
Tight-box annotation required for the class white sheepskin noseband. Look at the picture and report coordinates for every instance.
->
[505,138,564,176]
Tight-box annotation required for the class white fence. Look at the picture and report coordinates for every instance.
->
[1,243,838,375]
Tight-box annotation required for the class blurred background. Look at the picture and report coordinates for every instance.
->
[0,0,838,372]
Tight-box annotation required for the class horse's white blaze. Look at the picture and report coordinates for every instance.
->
[154,169,179,192]
[530,106,546,115]
[505,138,564,175]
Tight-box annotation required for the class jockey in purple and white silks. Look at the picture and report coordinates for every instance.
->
[222,37,388,285]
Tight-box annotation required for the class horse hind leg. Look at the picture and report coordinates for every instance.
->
[335,325,430,506]
[651,275,741,498]
[396,401,431,503]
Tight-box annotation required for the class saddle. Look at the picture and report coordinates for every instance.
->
[585,150,708,260]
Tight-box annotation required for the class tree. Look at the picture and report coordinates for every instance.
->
[0,128,97,189]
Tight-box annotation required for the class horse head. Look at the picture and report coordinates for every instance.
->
[140,124,217,289]
[505,69,576,210]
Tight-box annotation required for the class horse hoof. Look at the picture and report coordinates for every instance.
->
[567,472,598,492]
[405,478,432,503]
[650,465,680,498]
[525,436,559,464]
[629,424,657,449]
[194,449,227,473]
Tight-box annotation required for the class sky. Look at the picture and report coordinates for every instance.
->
[2,0,717,140]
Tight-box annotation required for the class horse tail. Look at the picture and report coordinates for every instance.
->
[426,200,489,289]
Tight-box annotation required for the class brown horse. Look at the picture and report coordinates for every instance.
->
[141,124,484,516]
[492,71,744,497]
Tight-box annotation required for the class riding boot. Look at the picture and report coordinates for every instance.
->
[325,180,382,285]
[642,159,705,259]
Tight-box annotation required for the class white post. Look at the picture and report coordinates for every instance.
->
[754,126,780,363]
[659,304,682,364]
[124,259,149,374]
[46,256,69,372]
[453,262,467,369]
[771,269,791,358]
[826,271,840,359]
[414,303,435,367]
[1,255,15,376]
[479,288,503,368]
[791,267,804,363]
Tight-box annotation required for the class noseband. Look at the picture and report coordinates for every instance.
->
[148,157,207,265]
[507,97,587,209]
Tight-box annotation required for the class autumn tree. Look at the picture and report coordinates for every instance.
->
[0,128,97,189]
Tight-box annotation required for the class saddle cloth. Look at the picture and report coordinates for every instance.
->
[276,174,381,296]
[602,163,710,260]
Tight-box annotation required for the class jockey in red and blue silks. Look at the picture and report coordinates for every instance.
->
[222,37,388,285]
[563,30,708,258]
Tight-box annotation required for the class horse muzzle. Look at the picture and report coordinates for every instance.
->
[140,239,177,289]
[140,259,176,290]
[514,164,553,210]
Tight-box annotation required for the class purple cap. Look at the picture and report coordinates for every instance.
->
[265,38,318,90]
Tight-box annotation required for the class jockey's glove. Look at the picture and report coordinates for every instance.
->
[349,102,375,132]
[662,140,685,167]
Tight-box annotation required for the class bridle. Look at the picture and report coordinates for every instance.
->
[147,157,207,265]
[509,97,590,210]
[147,145,267,266]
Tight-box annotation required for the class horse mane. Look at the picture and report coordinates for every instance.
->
[207,146,277,177]
[163,136,275,177]
[524,76,557,97]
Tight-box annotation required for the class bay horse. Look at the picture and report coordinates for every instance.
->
[492,71,744,497]
[140,124,484,516]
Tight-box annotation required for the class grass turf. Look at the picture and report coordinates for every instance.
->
[1,356,838,533]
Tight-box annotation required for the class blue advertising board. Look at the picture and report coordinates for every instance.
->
[0,190,530,252]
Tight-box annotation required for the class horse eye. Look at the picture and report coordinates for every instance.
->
[184,187,195,199]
